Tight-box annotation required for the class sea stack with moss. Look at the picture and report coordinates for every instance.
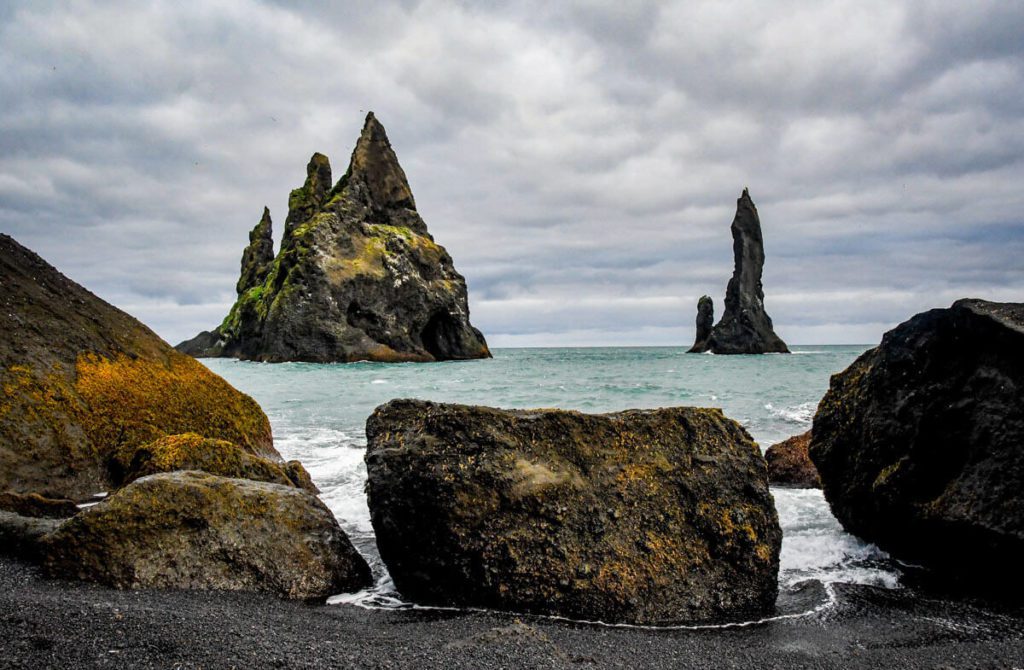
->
[689,189,789,354]
[177,112,491,363]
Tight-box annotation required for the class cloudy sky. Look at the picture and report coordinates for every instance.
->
[2,1,1022,347]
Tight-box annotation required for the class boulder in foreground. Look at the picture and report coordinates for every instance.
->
[810,299,1024,589]
[365,400,781,625]
[0,234,276,500]
[765,432,821,488]
[41,471,371,599]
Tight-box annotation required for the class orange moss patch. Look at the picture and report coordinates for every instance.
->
[111,433,292,488]
[74,352,274,460]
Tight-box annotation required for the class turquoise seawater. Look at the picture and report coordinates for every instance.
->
[201,345,899,615]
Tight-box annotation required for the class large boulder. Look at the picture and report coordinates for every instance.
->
[40,471,371,599]
[810,299,1024,587]
[176,112,490,363]
[365,399,781,625]
[0,234,276,500]
[765,432,821,488]
[688,189,788,354]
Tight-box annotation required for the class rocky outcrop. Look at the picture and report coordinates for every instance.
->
[688,295,714,352]
[109,433,317,493]
[176,112,490,363]
[365,399,781,625]
[689,189,788,354]
[0,491,79,519]
[0,234,276,500]
[0,511,61,560]
[41,471,371,599]
[765,432,820,488]
[237,207,275,295]
[809,299,1024,588]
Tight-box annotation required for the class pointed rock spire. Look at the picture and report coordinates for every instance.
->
[688,189,789,354]
[236,207,275,294]
[343,111,416,211]
[284,153,333,239]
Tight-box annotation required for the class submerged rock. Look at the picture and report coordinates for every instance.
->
[176,112,490,363]
[765,432,821,488]
[0,234,276,500]
[365,399,781,625]
[810,299,1024,589]
[689,189,788,354]
[41,471,371,599]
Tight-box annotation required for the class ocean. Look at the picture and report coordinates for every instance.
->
[201,345,899,623]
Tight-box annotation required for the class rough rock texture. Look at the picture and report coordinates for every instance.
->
[365,399,781,625]
[284,460,320,494]
[176,112,490,363]
[109,433,315,493]
[0,234,276,500]
[41,471,371,599]
[689,189,789,354]
[236,207,275,295]
[0,491,79,519]
[688,295,715,352]
[765,432,821,488]
[810,299,1024,587]
[0,511,61,559]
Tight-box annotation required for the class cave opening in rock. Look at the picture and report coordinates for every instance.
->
[421,311,459,360]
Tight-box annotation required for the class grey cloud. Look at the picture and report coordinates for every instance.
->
[1,0,1022,348]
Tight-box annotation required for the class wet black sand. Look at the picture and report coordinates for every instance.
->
[1,556,1022,669]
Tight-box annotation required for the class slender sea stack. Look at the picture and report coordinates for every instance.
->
[177,112,491,363]
[689,189,788,354]
[688,295,714,352]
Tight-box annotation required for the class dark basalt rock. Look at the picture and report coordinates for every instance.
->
[765,432,821,488]
[41,471,372,600]
[0,510,61,560]
[365,399,781,625]
[688,295,714,352]
[0,234,276,500]
[176,112,490,363]
[809,299,1024,589]
[689,189,788,354]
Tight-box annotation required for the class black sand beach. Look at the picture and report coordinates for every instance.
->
[2,556,1021,669]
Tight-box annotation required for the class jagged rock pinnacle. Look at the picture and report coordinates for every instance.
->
[689,189,789,354]
[283,153,333,240]
[236,207,275,295]
[343,111,416,211]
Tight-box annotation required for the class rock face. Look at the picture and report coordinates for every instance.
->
[765,432,820,488]
[689,189,788,354]
[176,112,491,363]
[365,399,781,625]
[0,491,79,519]
[688,295,714,352]
[0,234,276,500]
[810,299,1024,586]
[41,471,372,599]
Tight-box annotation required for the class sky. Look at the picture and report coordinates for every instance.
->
[2,1,1023,347]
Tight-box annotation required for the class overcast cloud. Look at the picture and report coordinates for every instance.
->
[2,1,1022,347]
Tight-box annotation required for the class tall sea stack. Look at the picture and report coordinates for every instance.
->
[177,112,491,363]
[689,189,789,354]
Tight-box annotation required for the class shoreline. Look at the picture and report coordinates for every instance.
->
[2,556,1021,669]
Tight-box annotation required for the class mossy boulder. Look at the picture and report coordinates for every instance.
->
[110,433,317,493]
[0,234,276,500]
[365,400,781,625]
[40,471,371,599]
[176,112,490,363]
[810,299,1024,590]
[765,431,821,488]
[0,491,79,519]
